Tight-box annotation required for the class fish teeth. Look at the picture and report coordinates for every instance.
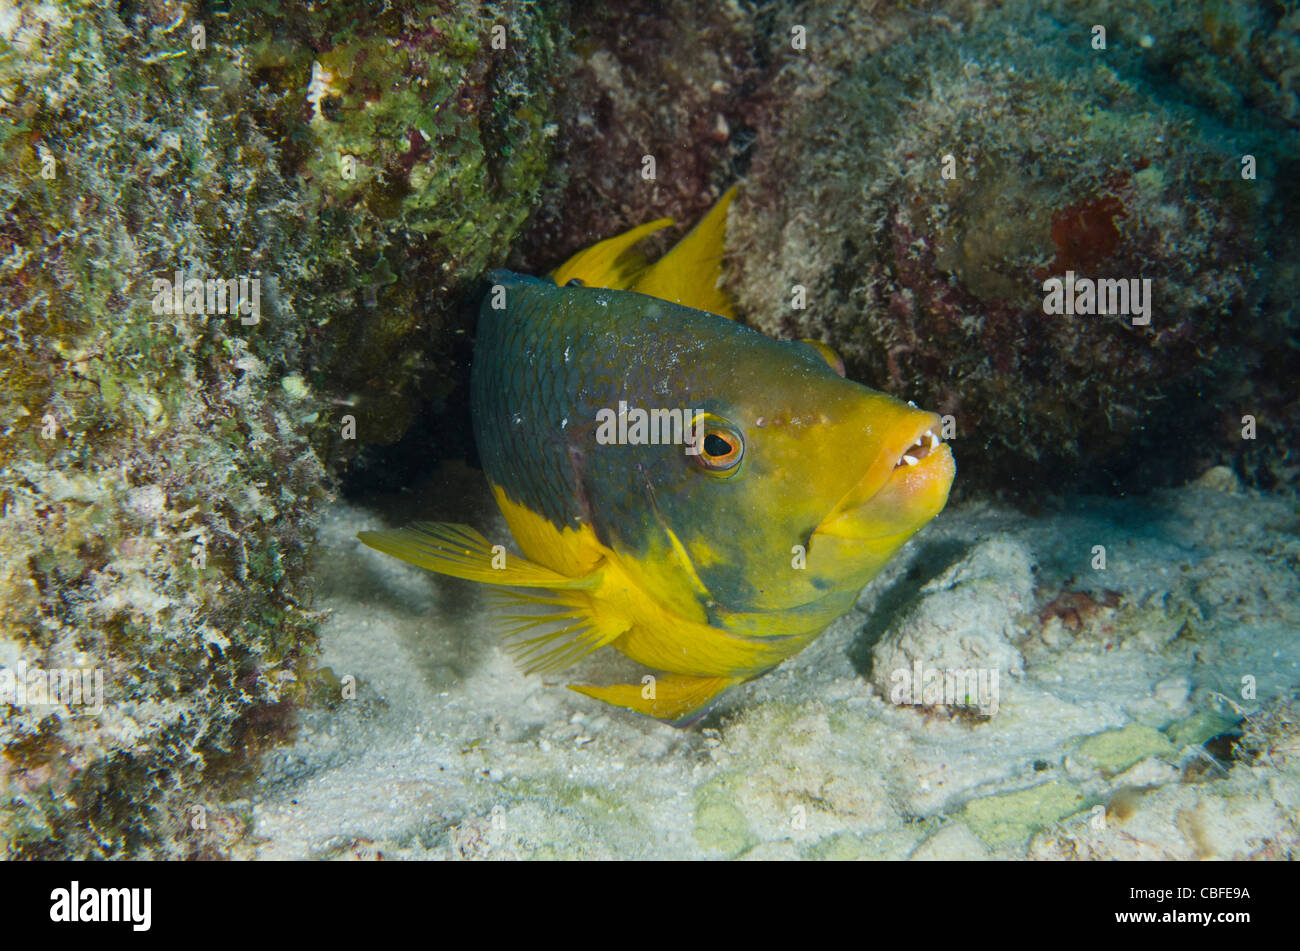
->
[903,454,919,466]
[928,431,940,449]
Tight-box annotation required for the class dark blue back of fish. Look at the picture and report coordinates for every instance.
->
[472,270,766,541]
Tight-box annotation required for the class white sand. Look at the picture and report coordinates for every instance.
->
[248,469,1300,859]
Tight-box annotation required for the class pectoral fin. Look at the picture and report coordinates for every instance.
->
[357,522,598,589]
[493,588,631,674]
[569,672,742,726]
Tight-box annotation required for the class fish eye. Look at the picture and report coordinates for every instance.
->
[704,433,733,456]
[692,416,744,474]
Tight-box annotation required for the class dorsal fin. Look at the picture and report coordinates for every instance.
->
[630,185,736,319]
[547,186,738,318]
[799,338,846,376]
[549,217,674,290]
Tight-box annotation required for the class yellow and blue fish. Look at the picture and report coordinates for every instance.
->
[359,188,955,724]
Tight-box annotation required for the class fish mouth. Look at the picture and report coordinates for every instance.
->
[892,416,944,471]
[814,409,955,542]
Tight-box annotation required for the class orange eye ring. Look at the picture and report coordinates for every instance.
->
[692,416,744,474]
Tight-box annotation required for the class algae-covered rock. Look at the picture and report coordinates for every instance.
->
[227,0,567,448]
[0,0,332,858]
[507,0,760,275]
[0,0,348,862]
[727,0,1300,493]
[0,0,565,858]
[869,538,1032,714]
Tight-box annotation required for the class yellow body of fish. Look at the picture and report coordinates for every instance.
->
[359,187,955,724]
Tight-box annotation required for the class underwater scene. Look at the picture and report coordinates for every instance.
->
[1,0,1298,865]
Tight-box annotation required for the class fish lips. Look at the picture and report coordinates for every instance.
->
[813,416,956,542]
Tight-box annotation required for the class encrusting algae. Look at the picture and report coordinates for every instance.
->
[0,0,562,859]
[360,189,955,723]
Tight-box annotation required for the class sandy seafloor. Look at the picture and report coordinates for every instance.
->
[246,466,1300,859]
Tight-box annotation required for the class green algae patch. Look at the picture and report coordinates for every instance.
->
[542,780,628,816]
[1164,710,1243,751]
[962,780,1089,849]
[229,0,568,451]
[1074,723,1178,773]
[694,783,756,857]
